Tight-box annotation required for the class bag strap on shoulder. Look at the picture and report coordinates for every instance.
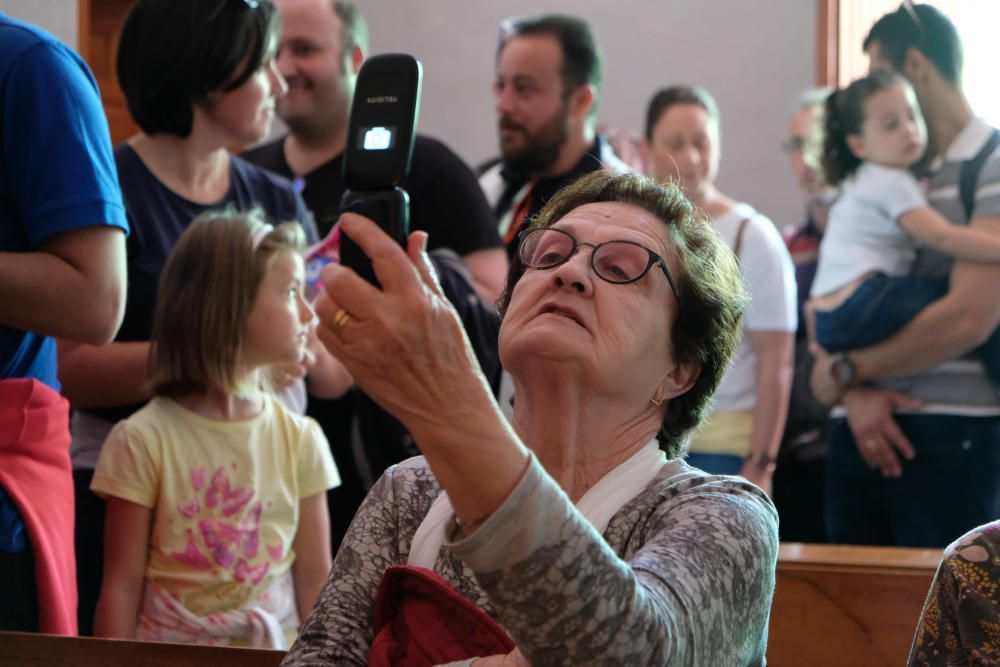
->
[733,217,751,261]
[959,128,1000,222]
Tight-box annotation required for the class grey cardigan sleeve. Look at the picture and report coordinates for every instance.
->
[281,461,440,666]
[446,456,779,666]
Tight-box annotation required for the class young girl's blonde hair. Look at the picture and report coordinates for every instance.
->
[150,208,306,398]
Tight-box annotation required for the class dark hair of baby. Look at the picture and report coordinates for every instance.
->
[821,69,908,186]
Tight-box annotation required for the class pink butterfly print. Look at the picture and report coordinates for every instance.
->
[199,519,240,568]
[266,543,283,562]
[234,558,270,585]
[177,496,201,518]
[238,501,263,559]
[205,467,254,517]
[172,534,212,570]
[190,466,207,492]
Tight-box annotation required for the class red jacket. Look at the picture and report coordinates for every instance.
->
[0,378,77,635]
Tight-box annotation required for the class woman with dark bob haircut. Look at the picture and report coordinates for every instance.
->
[58,0,333,635]
[283,171,779,666]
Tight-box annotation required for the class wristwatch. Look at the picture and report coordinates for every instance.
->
[829,352,857,388]
[747,452,777,472]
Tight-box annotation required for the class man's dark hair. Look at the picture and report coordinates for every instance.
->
[498,14,602,98]
[117,0,280,138]
[863,3,963,86]
[331,1,369,61]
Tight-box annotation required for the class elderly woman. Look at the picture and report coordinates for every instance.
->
[287,171,778,665]
[643,85,797,494]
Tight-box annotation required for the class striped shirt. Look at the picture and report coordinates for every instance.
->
[876,117,1000,414]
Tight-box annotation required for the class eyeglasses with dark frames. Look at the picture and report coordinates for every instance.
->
[899,1,926,48]
[518,226,678,296]
[497,16,526,50]
[206,0,260,25]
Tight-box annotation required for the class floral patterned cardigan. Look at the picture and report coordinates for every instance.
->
[909,520,1000,667]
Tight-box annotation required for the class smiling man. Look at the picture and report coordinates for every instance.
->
[243,0,506,301]
[478,15,629,260]
[243,0,508,555]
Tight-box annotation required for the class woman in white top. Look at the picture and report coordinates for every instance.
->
[643,85,797,493]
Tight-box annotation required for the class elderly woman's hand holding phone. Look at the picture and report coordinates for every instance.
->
[314,212,530,533]
[285,172,778,667]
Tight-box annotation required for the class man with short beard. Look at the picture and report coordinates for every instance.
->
[479,14,629,260]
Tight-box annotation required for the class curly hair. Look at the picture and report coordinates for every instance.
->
[821,69,908,185]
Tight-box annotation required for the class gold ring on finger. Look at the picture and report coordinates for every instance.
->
[331,308,352,334]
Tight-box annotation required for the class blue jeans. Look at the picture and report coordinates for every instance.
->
[814,273,1000,385]
[825,414,1000,548]
[685,452,744,475]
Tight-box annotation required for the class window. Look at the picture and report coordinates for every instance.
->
[824,1,1000,126]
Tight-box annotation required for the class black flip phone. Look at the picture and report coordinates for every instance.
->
[339,53,422,286]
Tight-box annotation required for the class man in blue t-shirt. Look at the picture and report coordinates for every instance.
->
[0,14,128,633]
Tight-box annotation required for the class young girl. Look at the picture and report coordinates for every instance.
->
[810,69,1000,382]
[91,209,340,648]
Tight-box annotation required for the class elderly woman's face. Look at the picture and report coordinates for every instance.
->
[648,103,719,200]
[499,201,678,398]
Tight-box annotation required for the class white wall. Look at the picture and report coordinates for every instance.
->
[0,0,77,49]
[4,0,816,227]
[358,0,816,228]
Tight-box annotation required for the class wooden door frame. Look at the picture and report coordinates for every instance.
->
[817,0,838,87]
[77,0,91,61]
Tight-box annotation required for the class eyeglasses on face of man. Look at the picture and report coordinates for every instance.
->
[517,226,678,296]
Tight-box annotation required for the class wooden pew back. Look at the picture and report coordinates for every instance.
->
[0,631,285,667]
[1,543,943,667]
[767,543,941,667]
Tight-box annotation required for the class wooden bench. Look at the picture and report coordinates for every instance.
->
[0,631,285,667]
[1,543,943,666]
[767,543,942,667]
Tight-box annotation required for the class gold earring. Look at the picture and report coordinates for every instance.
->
[649,396,663,407]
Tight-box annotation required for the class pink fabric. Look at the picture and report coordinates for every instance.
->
[137,573,298,648]
[0,378,76,635]
[368,565,514,666]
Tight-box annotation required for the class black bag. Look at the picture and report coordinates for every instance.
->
[959,129,1000,222]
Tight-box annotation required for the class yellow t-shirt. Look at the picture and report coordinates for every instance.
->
[92,395,339,618]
